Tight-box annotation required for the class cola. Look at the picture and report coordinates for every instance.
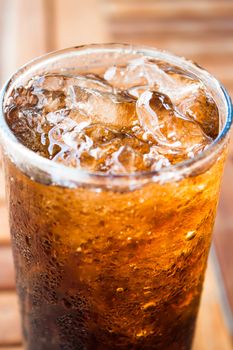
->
[1,45,231,350]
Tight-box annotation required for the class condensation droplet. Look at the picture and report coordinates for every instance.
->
[141,301,156,310]
[136,330,148,338]
[144,291,151,296]
[185,230,196,241]
[197,183,206,191]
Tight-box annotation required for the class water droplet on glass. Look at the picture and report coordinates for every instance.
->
[185,231,196,241]
[141,301,156,310]
[136,330,148,338]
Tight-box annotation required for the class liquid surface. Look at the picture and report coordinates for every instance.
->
[5,57,219,174]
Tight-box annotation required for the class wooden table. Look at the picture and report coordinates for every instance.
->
[0,0,233,349]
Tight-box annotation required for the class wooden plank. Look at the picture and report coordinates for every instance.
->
[193,259,233,350]
[0,292,21,346]
[43,0,56,53]
[54,0,109,50]
[107,33,233,54]
[0,0,47,85]
[0,347,23,350]
[213,138,233,319]
[0,0,4,84]
[0,246,15,290]
[0,167,5,202]
[103,0,233,20]
[105,0,233,83]
[0,0,18,84]
[0,0,48,246]
[106,35,233,67]
[107,19,233,36]
[0,152,9,246]
[0,203,10,245]
[199,63,233,85]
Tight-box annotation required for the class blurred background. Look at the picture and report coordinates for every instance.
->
[0,0,233,349]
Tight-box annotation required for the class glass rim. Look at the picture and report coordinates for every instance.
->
[0,43,232,187]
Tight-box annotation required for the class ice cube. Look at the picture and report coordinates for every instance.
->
[47,117,95,167]
[5,102,51,156]
[153,60,198,84]
[104,58,148,89]
[104,57,177,93]
[7,86,39,107]
[65,86,137,128]
[150,63,220,139]
[82,74,113,92]
[31,73,112,93]
[83,124,118,145]
[136,90,212,159]
[46,108,91,127]
[30,83,66,112]
[28,74,113,113]
[47,115,91,152]
[143,147,171,171]
[174,85,219,139]
[106,145,144,174]
[127,86,148,99]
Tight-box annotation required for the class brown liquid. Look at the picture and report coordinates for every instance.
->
[4,56,224,350]
[5,156,224,350]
